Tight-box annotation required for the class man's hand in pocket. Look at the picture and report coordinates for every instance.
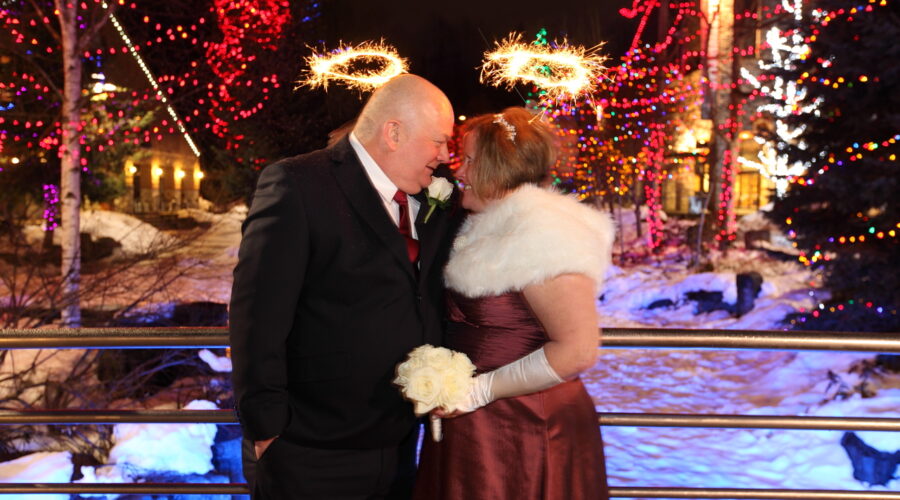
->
[254,436,277,459]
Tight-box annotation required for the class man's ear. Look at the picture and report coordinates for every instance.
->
[383,120,401,151]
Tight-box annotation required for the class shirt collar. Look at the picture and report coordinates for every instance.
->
[349,131,398,204]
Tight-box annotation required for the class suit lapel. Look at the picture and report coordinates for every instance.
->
[331,139,416,279]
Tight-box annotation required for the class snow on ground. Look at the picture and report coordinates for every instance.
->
[23,210,174,255]
[596,256,816,330]
[0,349,95,408]
[587,349,900,494]
[179,206,246,261]
[0,452,72,500]
[588,209,899,494]
[70,401,221,500]
[2,205,898,496]
[94,400,218,476]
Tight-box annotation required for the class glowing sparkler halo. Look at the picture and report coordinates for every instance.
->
[302,40,408,91]
[481,33,608,104]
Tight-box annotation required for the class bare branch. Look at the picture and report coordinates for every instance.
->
[27,0,61,44]
[77,1,117,54]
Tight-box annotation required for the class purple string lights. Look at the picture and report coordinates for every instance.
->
[42,183,59,231]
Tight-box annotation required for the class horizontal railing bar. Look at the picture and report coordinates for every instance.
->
[2,327,899,352]
[0,409,238,425]
[2,410,898,432]
[1,485,896,498]
[0,483,249,494]
[0,483,900,500]
[601,328,900,353]
[0,327,227,349]
[609,487,900,499]
[601,413,900,431]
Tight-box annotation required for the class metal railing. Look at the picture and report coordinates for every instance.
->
[1,327,899,499]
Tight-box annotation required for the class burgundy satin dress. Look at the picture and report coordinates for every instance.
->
[413,290,608,500]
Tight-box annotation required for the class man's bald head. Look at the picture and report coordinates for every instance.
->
[353,74,451,143]
[351,74,455,194]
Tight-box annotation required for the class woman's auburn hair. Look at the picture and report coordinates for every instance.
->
[461,107,557,200]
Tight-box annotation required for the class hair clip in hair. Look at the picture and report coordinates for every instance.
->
[493,114,517,142]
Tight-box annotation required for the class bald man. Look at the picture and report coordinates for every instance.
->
[230,74,461,498]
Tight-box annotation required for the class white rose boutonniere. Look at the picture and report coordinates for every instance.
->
[394,344,476,441]
[422,177,454,223]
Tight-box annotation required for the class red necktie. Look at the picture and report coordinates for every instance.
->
[393,190,419,263]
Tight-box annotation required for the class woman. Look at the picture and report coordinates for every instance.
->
[413,107,614,499]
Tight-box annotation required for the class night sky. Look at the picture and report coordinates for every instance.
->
[319,0,637,117]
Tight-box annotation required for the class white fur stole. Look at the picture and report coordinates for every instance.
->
[444,184,615,298]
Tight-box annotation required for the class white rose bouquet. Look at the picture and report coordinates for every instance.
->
[422,177,453,223]
[394,344,476,441]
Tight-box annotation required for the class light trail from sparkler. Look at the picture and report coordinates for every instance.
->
[481,33,607,106]
[301,40,408,92]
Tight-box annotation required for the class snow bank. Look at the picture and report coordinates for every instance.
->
[0,349,95,407]
[22,210,174,255]
[80,210,176,253]
[598,257,816,329]
[106,400,219,475]
[198,348,232,372]
[0,452,72,500]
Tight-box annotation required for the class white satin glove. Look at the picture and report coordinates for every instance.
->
[462,347,564,411]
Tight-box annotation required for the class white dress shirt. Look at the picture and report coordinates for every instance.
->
[348,132,420,239]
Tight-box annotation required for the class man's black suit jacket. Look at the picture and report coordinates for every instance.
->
[229,137,461,450]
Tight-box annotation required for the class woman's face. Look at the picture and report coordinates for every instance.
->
[456,133,489,212]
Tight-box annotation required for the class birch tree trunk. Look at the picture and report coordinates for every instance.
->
[692,0,738,266]
[56,0,82,327]
[704,0,738,248]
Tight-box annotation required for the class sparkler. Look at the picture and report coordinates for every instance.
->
[481,34,607,106]
[301,41,408,92]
